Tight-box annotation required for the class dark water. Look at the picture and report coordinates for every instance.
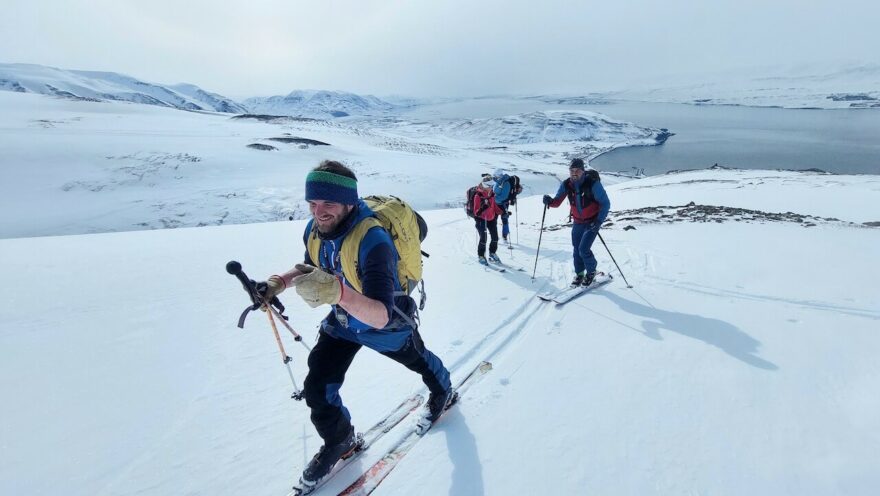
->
[587,102,880,175]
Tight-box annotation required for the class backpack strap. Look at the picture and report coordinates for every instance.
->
[306,217,382,294]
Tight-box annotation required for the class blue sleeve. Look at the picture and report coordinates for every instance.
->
[592,181,611,224]
[554,181,567,201]
[494,180,511,203]
[357,227,396,321]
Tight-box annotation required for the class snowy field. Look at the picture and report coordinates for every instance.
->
[0,91,662,239]
[1,90,879,495]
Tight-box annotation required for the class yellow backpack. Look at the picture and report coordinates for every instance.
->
[306,195,427,301]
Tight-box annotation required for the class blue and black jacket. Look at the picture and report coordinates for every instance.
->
[302,200,416,352]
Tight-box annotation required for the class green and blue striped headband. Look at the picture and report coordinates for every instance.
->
[305,170,358,205]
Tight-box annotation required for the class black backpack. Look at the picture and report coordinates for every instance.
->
[564,169,601,204]
[506,175,522,204]
[465,186,478,218]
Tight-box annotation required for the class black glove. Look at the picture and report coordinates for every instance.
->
[542,195,552,206]
[476,198,488,216]
[253,276,286,310]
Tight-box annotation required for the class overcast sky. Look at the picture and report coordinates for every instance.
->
[2,0,878,98]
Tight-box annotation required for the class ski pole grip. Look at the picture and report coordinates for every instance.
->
[227,260,261,307]
[226,260,252,288]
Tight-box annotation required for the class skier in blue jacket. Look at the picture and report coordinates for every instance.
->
[492,168,521,242]
[258,160,452,490]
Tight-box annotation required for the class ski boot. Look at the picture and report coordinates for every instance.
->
[478,256,489,266]
[571,273,584,287]
[298,426,361,490]
[416,388,458,435]
[488,253,502,264]
[582,271,597,287]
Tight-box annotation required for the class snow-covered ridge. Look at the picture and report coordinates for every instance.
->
[0,63,246,113]
[243,90,396,119]
[437,110,671,145]
[596,64,880,109]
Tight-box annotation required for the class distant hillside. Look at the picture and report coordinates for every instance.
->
[596,63,880,109]
[0,63,246,113]
[438,110,670,145]
[244,90,396,119]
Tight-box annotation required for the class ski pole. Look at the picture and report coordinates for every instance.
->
[226,260,310,400]
[266,308,304,400]
[506,206,513,251]
[267,303,312,352]
[531,205,548,281]
[515,202,519,244]
[227,260,313,351]
[597,232,633,288]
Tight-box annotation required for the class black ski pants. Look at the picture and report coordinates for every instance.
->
[474,217,499,257]
[303,329,449,445]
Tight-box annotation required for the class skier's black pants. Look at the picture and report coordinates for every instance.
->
[304,329,449,445]
[304,332,360,446]
[474,218,499,257]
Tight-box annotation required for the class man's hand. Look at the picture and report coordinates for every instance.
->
[542,195,553,206]
[256,275,286,311]
[290,264,342,308]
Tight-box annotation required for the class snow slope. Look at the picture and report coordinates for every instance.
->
[1,169,878,496]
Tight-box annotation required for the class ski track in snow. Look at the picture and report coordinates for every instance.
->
[647,275,880,320]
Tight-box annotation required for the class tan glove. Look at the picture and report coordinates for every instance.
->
[291,264,343,308]
[258,275,286,311]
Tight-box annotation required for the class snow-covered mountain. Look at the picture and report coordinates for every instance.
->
[0,63,245,113]
[243,90,397,119]
[438,110,671,145]
[167,83,248,114]
[596,63,880,109]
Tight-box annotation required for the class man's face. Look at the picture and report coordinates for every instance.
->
[569,167,584,181]
[309,200,352,233]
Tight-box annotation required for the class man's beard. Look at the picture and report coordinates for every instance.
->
[316,215,343,233]
[315,206,354,235]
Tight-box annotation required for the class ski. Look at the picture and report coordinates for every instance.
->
[288,393,424,496]
[339,361,493,496]
[537,272,613,304]
[480,261,506,273]
[491,260,526,272]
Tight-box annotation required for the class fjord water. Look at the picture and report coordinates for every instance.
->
[401,98,880,176]
[587,101,880,175]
